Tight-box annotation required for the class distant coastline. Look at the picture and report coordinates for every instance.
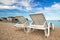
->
[58,20,60,22]
[46,20,60,27]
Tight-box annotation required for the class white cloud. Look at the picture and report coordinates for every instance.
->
[44,3,60,12]
[0,0,17,9]
[19,0,32,10]
[0,0,40,11]
[0,5,17,9]
[16,0,40,11]
[0,0,16,5]
[52,3,60,9]
[32,3,60,20]
[46,3,60,20]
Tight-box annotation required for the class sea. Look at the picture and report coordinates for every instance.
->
[29,20,60,27]
[47,20,60,27]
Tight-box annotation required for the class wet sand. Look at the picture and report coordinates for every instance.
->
[0,22,60,40]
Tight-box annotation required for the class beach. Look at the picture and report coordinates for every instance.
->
[0,22,60,40]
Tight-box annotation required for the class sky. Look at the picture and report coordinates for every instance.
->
[0,0,60,20]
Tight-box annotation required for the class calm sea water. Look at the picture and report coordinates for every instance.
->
[29,20,60,27]
[47,20,60,27]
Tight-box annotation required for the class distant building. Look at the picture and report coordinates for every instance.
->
[1,17,7,22]
[7,16,19,23]
[7,16,15,22]
[0,18,3,21]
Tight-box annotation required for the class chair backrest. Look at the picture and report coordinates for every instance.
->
[30,13,46,25]
[15,16,27,23]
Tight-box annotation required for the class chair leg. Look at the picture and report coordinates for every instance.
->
[47,27,50,37]
[31,28,34,32]
[52,24,55,30]
[50,23,55,30]
[24,27,31,33]
[44,27,50,37]
[44,29,47,37]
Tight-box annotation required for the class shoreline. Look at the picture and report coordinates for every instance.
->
[0,21,60,27]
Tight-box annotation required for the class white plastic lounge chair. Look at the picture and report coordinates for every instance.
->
[14,16,29,31]
[27,13,54,37]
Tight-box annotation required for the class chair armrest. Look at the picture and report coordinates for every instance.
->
[23,21,29,26]
[14,21,29,27]
[14,22,20,26]
[30,21,33,25]
[48,22,55,30]
[43,21,48,27]
[48,22,51,28]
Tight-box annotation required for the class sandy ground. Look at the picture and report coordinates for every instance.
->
[0,22,60,40]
